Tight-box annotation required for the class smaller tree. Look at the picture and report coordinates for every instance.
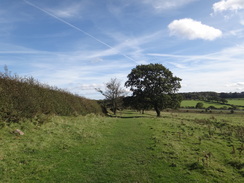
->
[96,78,125,115]
[195,102,204,109]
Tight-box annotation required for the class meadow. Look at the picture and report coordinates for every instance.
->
[1,111,244,182]
[181,99,244,110]
[227,98,244,106]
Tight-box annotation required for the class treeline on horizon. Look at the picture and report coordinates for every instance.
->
[0,67,103,125]
[180,91,244,101]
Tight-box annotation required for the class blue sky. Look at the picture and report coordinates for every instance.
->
[1,0,244,99]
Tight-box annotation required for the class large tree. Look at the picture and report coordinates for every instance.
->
[125,63,182,117]
[96,78,125,115]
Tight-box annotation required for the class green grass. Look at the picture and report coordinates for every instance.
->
[1,112,244,182]
[181,100,227,109]
[227,98,244,106]
[181,99,244,110]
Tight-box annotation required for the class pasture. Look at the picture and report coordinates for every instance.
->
[181,99,244,110]
[227,98,244,106]
[181,100,226,109]
[0,111,244,182]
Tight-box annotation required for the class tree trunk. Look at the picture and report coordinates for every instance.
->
[113,100,117,115]
[154,105,161,117]
[113,108,116,115]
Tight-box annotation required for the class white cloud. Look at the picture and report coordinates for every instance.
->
[227,82,244,87]
[226,82,244,91]
[168,18,222,40]
[142,0,197,11]
[213,0,244,12]
[79,84,104,91]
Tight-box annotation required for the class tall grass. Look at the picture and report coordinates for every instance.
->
[0,67,103,124]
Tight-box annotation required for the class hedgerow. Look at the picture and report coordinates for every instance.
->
[0,67,103,124]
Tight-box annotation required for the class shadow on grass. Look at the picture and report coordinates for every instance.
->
[107,113,158,119]
[117,116,150,119]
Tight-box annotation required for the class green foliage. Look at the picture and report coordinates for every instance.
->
[125,63,182,116]
[0,68,103,124]
[196,102,204,109]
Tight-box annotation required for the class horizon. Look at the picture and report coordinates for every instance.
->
[0,0,244,99]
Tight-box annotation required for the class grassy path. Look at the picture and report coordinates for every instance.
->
[49,117,167,183]
[52,117,189,183]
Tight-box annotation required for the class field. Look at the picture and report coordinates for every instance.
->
[181,100,226,109]
[227,99,244,106]
[181,99,244,110]
[1,111,244,182]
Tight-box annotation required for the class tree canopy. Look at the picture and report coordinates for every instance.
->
[125,63,182,117]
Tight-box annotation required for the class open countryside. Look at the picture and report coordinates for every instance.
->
[1,0,244,182]
[1,71,244,182]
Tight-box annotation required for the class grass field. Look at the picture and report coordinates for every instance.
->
[227,98,244,106]
[1,111,244,182]
[181,100,227,109]
[181,99,244,109]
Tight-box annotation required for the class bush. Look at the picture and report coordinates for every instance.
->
[195,102,204,109]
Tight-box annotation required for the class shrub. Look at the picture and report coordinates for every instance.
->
[195,102,204,109]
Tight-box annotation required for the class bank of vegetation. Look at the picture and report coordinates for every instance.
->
[0,67,103,125]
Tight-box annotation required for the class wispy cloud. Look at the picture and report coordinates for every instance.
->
[141,0,197,11]
[213,0,244,12]
[0,43,53,55]
[47,1,87,19]
[148,44,244,63]
[24,0,138,63]
[168,18,222,40]
[30,60,134,98]
[147,44,244,92]
[212,0,244,24]
[227,29,244,38]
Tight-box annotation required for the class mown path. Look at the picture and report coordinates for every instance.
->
[48,117,188,183]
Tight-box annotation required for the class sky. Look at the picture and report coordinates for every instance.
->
[0,0,244,99]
